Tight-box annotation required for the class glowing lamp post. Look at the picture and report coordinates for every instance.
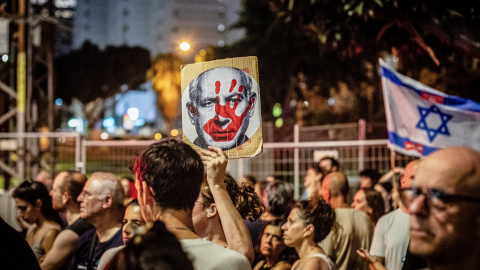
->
[179,42,191,51]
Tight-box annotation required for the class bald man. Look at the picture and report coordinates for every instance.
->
[319,172,374,270]
[406,147,480,269]
[368,160,420,270]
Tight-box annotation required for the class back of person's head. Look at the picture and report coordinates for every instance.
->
[359,168,381,187]
[134,139,204,210]
[200,174,264,221]
[107,221,194,270]
[308,165,324,175]
[61,170,87,205]
[363,189,386,224]
[240,175,257,186]
[327,172,349,198]
[36,170,53,188]
[295,199,335,243]
[320,157,339,172]
[89,172,124,210]
[265,180,294,218]
[12,179,63,226]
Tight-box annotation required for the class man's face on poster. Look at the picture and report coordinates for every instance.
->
[187,68,257,150]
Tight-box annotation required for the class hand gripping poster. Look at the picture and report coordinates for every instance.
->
[181,56,263,159]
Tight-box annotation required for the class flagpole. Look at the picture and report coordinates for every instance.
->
[390,148,399,209]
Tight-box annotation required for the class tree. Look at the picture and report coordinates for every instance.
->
[55,41,151,104]
[213,0,480,141]
[146,53,183,131]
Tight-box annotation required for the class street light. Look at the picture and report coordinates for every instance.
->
[179,42,190,51]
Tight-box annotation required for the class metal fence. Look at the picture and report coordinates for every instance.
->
[0,132,81,187]
[0,128,415,227]
[0,132,81,228]
[80,126,415,199]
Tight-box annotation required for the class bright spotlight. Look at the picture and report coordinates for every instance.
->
[127,108,139,121]
[180,42,191,51]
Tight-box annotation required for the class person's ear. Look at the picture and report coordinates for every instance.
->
[102,194,113,208]
[135,179,150,222]
[303,224,314,238]
[35,199,42,209]
[187,101,198,125]
[206,203,218,218]
[367,207,373,215]
[247,92,257,117]
[62,191,70,205]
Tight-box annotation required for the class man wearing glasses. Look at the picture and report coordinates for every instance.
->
[403,147,480,270]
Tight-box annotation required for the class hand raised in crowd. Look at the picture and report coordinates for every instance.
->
[200,146,228,188]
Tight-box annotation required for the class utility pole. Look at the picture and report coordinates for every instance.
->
[17,0,26,183]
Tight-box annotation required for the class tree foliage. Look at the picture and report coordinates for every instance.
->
[214,0,480,138]
[55,41,151,104]
[146,53,183,130]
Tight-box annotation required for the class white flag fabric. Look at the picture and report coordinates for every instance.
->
[380,59,480,157]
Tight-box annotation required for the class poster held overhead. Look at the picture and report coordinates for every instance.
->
[182,56,263,159]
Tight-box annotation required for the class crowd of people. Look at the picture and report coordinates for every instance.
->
[1,139,480,270]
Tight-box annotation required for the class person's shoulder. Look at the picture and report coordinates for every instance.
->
[67,218,94,236]
[78,227,96,242]
[336,207,369,220]
[273,261,292,270]
[303,255,334,270]
[181,239,250,267]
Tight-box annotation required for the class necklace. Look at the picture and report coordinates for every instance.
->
[165,225,193,232]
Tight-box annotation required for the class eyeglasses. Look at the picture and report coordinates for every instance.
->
[79,190,104,200]
[401,187,480,211]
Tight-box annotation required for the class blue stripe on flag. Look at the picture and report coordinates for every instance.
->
[380,66,480,113]
[388,132,438,156]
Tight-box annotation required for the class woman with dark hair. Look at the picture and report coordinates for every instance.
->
[253,219,298,270]
[351,189,385,225]
[282,199,336,270]
[97,199,147,269]
[120,176,137,207]
[12,180,62,261]
[192,170,264,263]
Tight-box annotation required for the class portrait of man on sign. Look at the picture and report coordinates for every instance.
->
[183,67,259,151]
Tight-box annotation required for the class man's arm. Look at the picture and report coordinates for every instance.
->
[40,229,79,270]
[200,146,255,263]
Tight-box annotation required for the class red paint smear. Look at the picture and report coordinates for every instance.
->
[203,78,254,142]
[229,79,237,93]
[215,81,221,94]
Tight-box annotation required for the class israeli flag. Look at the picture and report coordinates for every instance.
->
[380,59,480,157]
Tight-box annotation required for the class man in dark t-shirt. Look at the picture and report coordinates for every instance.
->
[41,170,92,270]
[71,227,123,269]
[71,172,124,270]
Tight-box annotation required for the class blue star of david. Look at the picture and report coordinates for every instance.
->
[416,105,453,142]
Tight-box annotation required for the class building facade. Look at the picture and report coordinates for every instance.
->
[73,0,244,58]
